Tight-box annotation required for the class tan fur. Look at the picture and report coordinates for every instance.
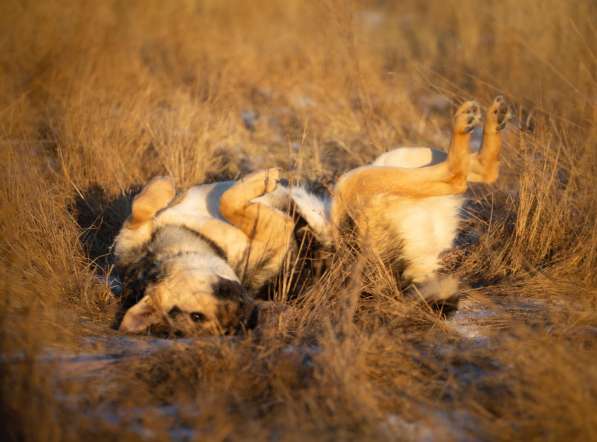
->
[327,97,510,302]
[370,96,511,184]
[129,176,176,227]
[115,169,296,335]
[331,101,482,235]
[469,96,511,183]
[332,98,510,233]
[116,98,509,333]
[218,168,296,289]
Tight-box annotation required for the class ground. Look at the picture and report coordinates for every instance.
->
[1,1,596,441]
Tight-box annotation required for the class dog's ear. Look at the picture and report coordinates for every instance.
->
[119,295,161,333]
[211,277,245,301]
[130,176,176,226]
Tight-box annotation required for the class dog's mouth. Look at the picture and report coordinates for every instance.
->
[147,323,185,338]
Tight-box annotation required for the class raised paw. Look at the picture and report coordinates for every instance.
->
[242,168,281,195]
[263,168,280,193]
[131,176,176,224]
[454,100,482,134]
[486,96,511,132]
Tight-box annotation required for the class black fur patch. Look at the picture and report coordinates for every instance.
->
[243,303,260,330]
[211,277,245,301]
[112,249,164,329]
[168,306,183,318]
[120,251,164,303]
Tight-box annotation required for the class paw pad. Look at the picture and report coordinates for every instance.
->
[489,96,511,131]
[455,100,482,133]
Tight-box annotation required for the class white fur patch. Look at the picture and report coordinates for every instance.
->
[384,195,463,283]
[252,185,292,209]
[287,186,333,245]
[156,181,234,226]
[373,146,447,169]
[371,147,464,283]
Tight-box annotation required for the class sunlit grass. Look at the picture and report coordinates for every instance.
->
[1,1,596,440]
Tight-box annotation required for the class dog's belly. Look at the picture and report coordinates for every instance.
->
[365,148,463,282]
[174,181,236,218]
[155,181,237,228]
[159,180,288,222]
[154,182,250,260]
[365,194,463,283]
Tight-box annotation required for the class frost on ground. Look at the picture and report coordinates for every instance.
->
[1,293,562,442]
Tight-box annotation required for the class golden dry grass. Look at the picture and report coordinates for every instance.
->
[1,0,596,441]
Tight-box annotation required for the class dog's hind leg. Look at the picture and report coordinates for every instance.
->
[331,101,482,228]
[468,96,511,183]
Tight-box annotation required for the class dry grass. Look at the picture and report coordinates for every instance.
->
[1,0,596,440]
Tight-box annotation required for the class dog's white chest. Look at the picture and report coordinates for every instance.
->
[158,181,235,223]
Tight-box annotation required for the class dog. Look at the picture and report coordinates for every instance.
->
[114,96,509,335]
[113,168,297,335]
[288,96,511,308]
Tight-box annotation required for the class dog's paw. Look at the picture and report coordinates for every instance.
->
[145,176,176,198]
[242,168,281,195]
[263,167,280,193]
[454,100,482,134]
[131,176,176,224]
[487,96,511,132]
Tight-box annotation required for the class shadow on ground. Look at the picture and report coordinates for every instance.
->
[69,184,142,271]
[68,184,143,328]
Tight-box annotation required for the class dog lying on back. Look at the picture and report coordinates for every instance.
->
[114,168,296,335]
[114,96,509,335]
[289,96,510,307]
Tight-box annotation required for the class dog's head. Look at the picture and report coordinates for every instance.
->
[119,267,248,336]
[113,176,250,336]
